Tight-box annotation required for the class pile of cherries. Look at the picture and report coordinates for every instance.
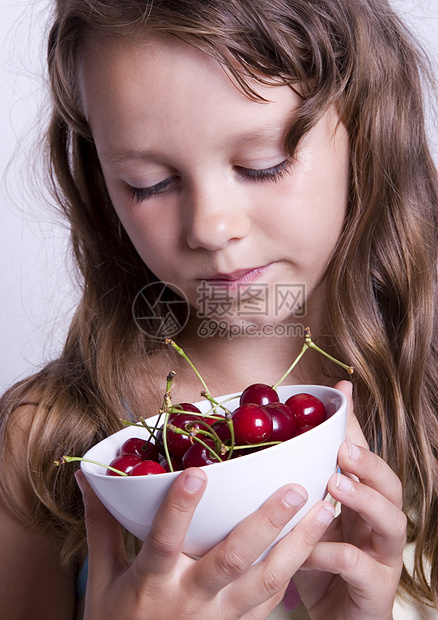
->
[55,329,352,477]
[107,383,327,476]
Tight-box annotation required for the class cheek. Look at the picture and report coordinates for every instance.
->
[108,187,181,265]
[125,218,178,272]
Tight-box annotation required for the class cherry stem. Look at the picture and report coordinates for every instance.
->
[272,341,309,390]
[138,417,161,442]
[195,426,220,444]
[157,370,180,473]
[168,405,223,421]
[162,410,174,472]
[121,420,161,433]
[229,441,282,451]
[306,338,354,374]
[164,341,237,457]
[200,391,232,418]
[166,339,210,396]
[198,392,235,458]
[167,424,223,462]
[54,455,128,476]
[272,327,353,389]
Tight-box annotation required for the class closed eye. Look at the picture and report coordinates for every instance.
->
[127,157,292,203]
[127,176,179,203]
[235,158,292,183]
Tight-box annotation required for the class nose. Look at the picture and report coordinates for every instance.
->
[185,182,251,251]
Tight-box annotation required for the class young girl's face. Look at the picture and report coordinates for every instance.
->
[80,35,350,328]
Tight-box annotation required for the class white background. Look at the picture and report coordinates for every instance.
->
[1,0,438,393]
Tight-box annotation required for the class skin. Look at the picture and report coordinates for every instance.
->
[0,403,79,619]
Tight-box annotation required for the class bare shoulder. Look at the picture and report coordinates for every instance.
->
[0,379,80,618]
[0,495,77,619]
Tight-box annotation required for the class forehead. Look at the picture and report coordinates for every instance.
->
[78,34,301,155]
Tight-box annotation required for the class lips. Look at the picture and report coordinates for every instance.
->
[202,263,273,286]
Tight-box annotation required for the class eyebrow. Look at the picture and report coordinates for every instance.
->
[98,122,292,166]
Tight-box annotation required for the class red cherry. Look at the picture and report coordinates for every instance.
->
[119,437,160,462]
[159,454,184,472]
[211,419,232,443]
[232,403,273,445]
[130,460,166,476]
[285,393,326,428]
[182,439,224,468]
[263,403,297,442]
[166,413,203,457]
[294,424,316,436]
[106,454,142,476]
[240,383,279,406]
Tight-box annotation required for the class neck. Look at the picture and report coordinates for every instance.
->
[174,320,329,401]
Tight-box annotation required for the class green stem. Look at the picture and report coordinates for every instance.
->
[168,405,223,422]
[225,418,235,460]
[229,441,282,451]
[272,342,309,390]
[200,391,233,418]
[158,370,178,473]
[166,339,210,395]
[54,455,128,476]
[138,417,161,442]
[193,436,223,462]
[273,328,354,389]
[167,424,223,463]
[306,339,354,374]
[121,420,161,432]
[162,410,174,472]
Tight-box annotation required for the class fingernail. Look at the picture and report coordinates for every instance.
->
[317,503,335,524]
[284,488,307,507]
[184,472,205,492]
[336,473,354,492]
[348,441,360,460]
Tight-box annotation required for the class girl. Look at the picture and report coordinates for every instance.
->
[1,0,437,618]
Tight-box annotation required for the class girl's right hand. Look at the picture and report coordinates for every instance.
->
[75,468,335,620]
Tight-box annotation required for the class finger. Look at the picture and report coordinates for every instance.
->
[327,470,407,564]
[192,484,310,596]
[337,441,403,509]
[138,468,207,575]
[226,500,336,615]
[303,539,400,608]
[334,381,368,449]
[75,470,128,580]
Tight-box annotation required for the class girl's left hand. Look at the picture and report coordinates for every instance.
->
[292,380,407,620]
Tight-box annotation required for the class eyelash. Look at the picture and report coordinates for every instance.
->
[128,177,179,203]
[128,158,292,203]
[235,158,292,183]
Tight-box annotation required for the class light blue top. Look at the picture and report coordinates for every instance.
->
[76,556,88,599]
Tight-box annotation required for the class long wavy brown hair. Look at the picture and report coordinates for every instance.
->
[1,0,438,607]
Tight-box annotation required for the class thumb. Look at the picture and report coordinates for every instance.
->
[334,380,368,449]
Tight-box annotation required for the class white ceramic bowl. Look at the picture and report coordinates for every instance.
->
[81,384,346,558]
